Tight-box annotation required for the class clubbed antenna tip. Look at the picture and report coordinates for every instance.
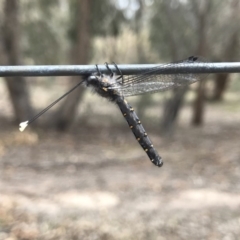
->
[19,121,29,132]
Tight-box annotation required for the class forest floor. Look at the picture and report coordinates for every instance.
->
[0,83,240,240]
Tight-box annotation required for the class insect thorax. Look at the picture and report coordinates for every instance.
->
[86,74,121,102]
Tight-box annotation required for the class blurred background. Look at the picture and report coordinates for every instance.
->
[0,0,240,239]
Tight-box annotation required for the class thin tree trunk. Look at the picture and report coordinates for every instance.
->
[192,79,205,125]
[212,0,239,101]
[134,0,151,118]
[161,86,188,135]
[2,0,32,122]
[212,73,229,101]
[135,0,146,63]
[191,0,211,126]
[160,2,184,134]
[213,35,238,100]
[55,0,92,130]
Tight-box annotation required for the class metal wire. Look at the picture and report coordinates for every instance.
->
[0,62,240,77]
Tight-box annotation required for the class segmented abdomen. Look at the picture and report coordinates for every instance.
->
[116,96,163,167]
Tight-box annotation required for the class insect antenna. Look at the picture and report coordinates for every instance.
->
[19,79,85,132]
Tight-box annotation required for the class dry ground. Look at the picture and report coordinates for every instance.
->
[0,82,240,240]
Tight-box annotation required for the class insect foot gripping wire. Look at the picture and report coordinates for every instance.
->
[85,63,163,167]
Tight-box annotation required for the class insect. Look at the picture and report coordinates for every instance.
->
[19,56,206,167]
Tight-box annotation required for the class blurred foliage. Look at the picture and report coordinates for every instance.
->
[19,0,127,65]
[150,0,240,61]
[21,0,67,64]
[68,0,126,41]
[9,0,240,65]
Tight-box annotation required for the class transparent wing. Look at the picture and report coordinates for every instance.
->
[112,56,208,97]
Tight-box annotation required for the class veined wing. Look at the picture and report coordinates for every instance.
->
[112,56,208,97]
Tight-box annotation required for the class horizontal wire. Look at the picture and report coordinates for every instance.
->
[0,62,240,77]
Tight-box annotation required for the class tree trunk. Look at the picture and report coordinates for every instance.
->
[192,80,205,125]
[2,0,32,122]
[212,73,229,101]
[159,2,185,134]
[212,0,239,101]
[161,86,188,134]
[191,0,211,126]
[135,0,146,63]
[55,0,92,130]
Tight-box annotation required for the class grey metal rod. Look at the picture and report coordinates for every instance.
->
[0,62,240,77]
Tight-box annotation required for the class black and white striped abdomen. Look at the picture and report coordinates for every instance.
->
[116,96,163,167]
